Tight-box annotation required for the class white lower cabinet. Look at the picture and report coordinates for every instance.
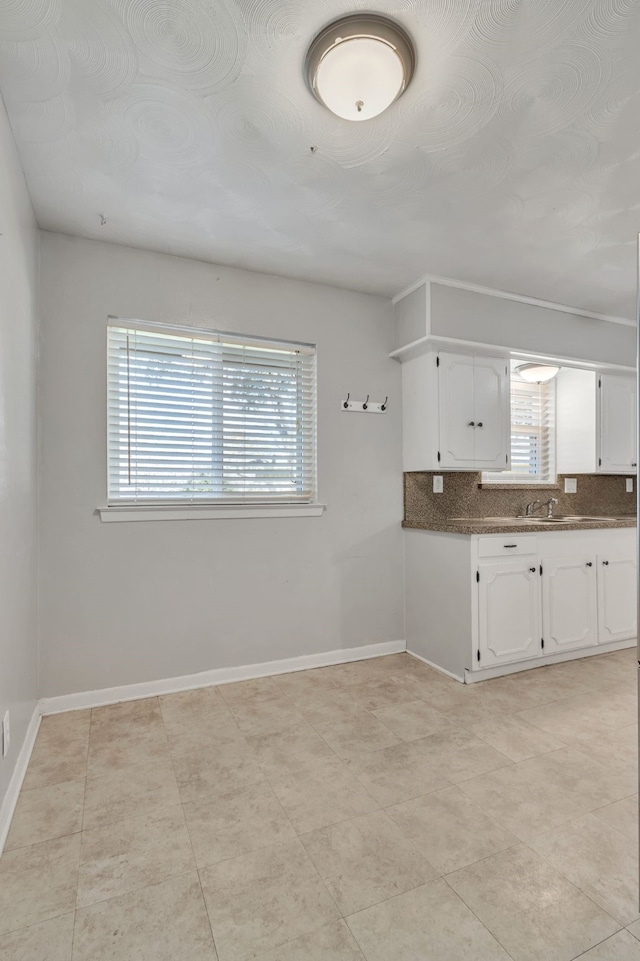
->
[404,526,636,681]
[541,555,598,654]
[478,561,541,667]
[597,553,637,643]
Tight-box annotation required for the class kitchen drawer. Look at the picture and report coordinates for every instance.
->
[478,536,538,558]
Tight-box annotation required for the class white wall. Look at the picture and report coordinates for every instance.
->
[38,233,404,696]
[0,100,39,806]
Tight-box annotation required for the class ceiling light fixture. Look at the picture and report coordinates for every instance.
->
[515,363,561,384]
[305,14,415,122]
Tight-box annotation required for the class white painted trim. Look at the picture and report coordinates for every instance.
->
[0,707,41,856]
[39,640,407,714]
[390,334,635,373]
[406,649,465,683]
[463,637,635,683]
[98,504,326,522]
[392,273,634,327]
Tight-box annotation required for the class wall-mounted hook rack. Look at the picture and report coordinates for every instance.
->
[341,394,389,414]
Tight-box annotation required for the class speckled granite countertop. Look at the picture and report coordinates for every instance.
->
[403,516,637,534]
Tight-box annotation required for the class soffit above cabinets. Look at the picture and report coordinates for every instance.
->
[1,1,640,318]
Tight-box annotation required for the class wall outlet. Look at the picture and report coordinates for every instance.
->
[626,477,634,493]
[564,478,577,494]
[2,711,9,758]
[433,475,443,494]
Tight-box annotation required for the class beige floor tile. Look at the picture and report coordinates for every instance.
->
[387,785,517,874]
[311,712,402,759]
[35,711,91,751]
[516,690,636,744]
[272,669,341,702]
[315,659,391,688]
[519,747,637,809]
[343,678,416,711]
[83,755,181,830]
[200,838,339,961]
[579,724,638,776]
[447,844,619,961]
[301,810,437,915]
[254,920,365,960]
[73,872,217,961]
[77,804,195,907]
[159,686,230,721]
[410,729,512,785]
[247,726,335,777]
[294,688,364,726]
[22,737,88,791]
[183,779,296,868]
[268,756,379,834]
[0,834,81,936]
[371,700,454,741]
[574,930,640,960]
[593,794,638,842]
[0,913,74,961]
[458,760,595,841]
[90,697,161,730]
[219,676,283,707]
[86,726,171,778]
[163,711,246,758]
[466,715,566,762]
[628,918,640,941]
[388,668,461,702]
[227,697,306,738]
[346,741,451,807]
[173,745,265,804]
[5,779,84,851]
[529,813,639,926]
[346,878,512,961]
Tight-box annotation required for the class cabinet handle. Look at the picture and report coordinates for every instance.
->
[468,421,475,427]
[632,463,637,467]
[603,560,609,565]
[477,422,483,428]
[504,544,517,548]
[586,562,592,567]
[529,567,536,573]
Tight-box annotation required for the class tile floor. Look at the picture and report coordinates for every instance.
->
[0,649,638,961]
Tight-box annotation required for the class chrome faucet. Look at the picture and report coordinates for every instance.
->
[525,497,558,517]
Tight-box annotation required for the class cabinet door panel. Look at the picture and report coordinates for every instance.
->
[478,561,541,668]
[541,555,597,654]
[438,353,476,468]
[597,554,637,643]
[473,357,510,470]
[598,374,636,473]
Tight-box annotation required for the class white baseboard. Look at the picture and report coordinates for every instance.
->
[406,649,465,683]
[39,640,407,715]
[0,706,41,856]
[463,637,636,683]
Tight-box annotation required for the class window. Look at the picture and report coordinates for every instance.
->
[107,320,317,505]
[483,362,556,485]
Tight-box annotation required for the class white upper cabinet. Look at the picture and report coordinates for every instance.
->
[598,374,637,473]
[556,368,637,475]
[402,349,510,471]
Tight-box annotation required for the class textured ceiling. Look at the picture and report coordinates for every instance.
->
[1,0,640,317]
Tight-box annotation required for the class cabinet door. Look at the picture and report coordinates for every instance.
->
[541,555,597,654]
[478,561,541,667]
[598,374,637,473]
[473,356,510,470]
[597,554,637,643]
[438,353,476,468]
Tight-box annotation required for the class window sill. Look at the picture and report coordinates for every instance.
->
[98,504,326,523]
[477,483,562,491]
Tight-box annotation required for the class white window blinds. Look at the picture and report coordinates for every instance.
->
[483,364,556,485]
[107,321,317,504]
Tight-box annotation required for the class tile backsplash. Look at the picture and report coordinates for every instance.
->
[404,472,636,526]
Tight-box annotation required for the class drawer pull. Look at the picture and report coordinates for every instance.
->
[586,562,593,567]
[529,567,536,573]
[504,544,517,548]
[603,560,609,565]
[477,422,483,428]
[468,421,475,427]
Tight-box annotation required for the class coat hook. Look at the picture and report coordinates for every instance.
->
[343,393,350,409]
[381,396,388,411]
[363,395,369,410]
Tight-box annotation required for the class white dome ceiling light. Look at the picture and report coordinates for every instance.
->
[516,363,561,383]
[305,15,416,122]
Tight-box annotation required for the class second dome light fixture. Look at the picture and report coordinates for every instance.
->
[305,14,416,122]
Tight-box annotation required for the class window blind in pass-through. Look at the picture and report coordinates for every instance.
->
[107,322,317,504]
[508,373,556,483]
